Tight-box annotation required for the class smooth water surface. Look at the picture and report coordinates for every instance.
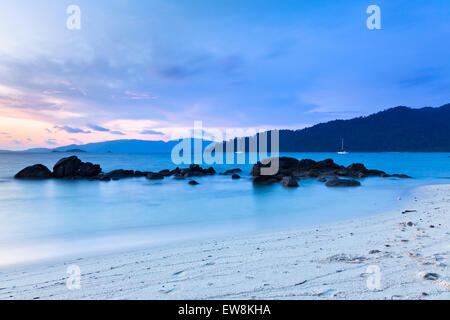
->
[0,152,449,266]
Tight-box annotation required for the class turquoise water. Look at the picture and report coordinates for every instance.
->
[0,152,449,266]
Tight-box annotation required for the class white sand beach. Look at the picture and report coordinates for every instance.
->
[0,184,448,300]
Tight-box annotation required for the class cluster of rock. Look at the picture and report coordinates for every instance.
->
[14,156,219,184]
[14,156,101,180]
[14,155,411,188]
[250,157,411,188]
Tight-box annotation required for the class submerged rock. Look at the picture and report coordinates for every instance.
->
[104,169,135,179]
[222,168,243,175]
[188,180,199,185]
[147,172,164,180]
[280,176,299,188]
[14,164,52,179]
[252,176,279,185]
[325,179,361,187]
[158,169,172,177]
[134,171,149,177]
[231,174,241,179]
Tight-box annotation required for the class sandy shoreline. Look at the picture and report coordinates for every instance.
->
[0,184,448,300]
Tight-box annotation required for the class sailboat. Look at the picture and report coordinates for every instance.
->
[337,138,349,154]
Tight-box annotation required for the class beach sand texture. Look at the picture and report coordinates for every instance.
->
[0,184,448,300]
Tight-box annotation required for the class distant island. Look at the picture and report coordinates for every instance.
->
[52,148,86,153]
[11,103,450,153]
[224,103,450,152]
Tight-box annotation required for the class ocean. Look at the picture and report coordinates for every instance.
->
[0,152,449,266]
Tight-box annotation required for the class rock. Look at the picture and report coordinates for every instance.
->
[392,174,412,179]
[173,174,185,180]
[147,172,164,180]
[78,162,102,177]
[325,179,361,187]
[222,168,242,175]
[250,157,408,181]
[347,163,367,172]
[14,164,52,179]
[317,177,327,183]
[134,171,149,177]
[52,156,82,178]
[252,176,279,185]
[251,157,299,177]
[158,169,172,177]
[188,180,199,185]
[104,170,135,179]
[231,174,241,179]
[176,165,216,177]
[205,167,216,175]
[418,272,439,281]
[52,156,101,178]
[369,250,381,254]
[406,221,415,227]
[280,176,299,188]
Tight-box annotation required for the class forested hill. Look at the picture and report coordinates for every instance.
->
[276,103,450,152]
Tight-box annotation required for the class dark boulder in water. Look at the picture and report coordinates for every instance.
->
[231,174,241,179]
[392,174,412,179]
[14,164,52,179]
[78,162,102,177]
[147,172,164,180]
[188,180,199,185]
[53,156,101,178]
[280,176,299,188]
[53,156,82,178]
[134,171,149,177]
[176,164,217,177]
[252,175,279,185]
[222,168,243,175]
[104,169,135,179]
[250,157,408,182]
[326,179,361,187]
[158,169,172,177]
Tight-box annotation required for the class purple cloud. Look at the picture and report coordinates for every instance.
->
[54,126,91,134]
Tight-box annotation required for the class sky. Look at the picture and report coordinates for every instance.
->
[0,0,449,150]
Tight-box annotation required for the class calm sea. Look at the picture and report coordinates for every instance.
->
[0,152,449,266]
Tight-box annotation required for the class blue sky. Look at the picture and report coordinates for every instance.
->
[0,0,449,149]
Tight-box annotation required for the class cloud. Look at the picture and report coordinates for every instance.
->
[110,131,126,135]
[87,123,110,132]
[124,91,157,100]
[0,132,8,135]
[140,130,164,135]
[155,53,244,80]
[54,125,91,134]
[69,138,82,144]
[11,140,21,145]
[26,138,32,142]
[45,139,57,145]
